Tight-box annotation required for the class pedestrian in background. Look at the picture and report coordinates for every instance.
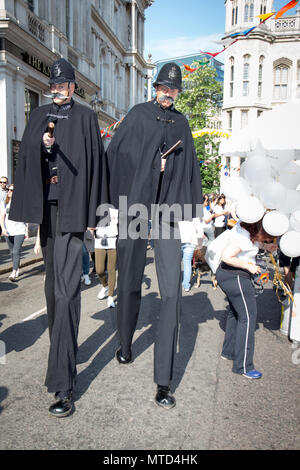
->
[213,194,229,237]
[0,176,8,240]
[0,184,28,281]
[95,210,118,308]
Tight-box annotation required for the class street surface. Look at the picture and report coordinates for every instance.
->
[0,241,299,450]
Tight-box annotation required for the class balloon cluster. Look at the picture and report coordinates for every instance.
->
[221,142,300,258]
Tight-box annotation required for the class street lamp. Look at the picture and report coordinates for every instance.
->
[90,91,103,113]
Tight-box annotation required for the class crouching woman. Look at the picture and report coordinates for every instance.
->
[216,219,275,379]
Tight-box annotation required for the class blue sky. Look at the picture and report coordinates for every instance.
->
[144,0,299,62]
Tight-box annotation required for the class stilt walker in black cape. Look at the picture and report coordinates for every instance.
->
[10,58,108,417]
[107,62,203,408]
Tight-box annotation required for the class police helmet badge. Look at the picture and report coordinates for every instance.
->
[168,66,178,81]
[53,63,62,78]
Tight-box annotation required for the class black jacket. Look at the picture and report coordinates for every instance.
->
[106,99,203,220]
[10,101,107,232]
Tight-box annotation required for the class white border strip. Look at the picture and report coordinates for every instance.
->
[22,307,46,323]
[237,275,250,374]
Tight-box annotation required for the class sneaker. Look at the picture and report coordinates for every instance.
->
[83,274,91,285]
[243,369,262,379]
[184,288,190,292]
[107,296,115,308]
[9,271,17,282]
[97,286,108,300]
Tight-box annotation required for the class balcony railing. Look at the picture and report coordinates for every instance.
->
[27,11,45,42]
[271,15,300,32]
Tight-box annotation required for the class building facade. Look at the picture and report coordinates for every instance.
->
[0,0,154,181]
[221,0,300,176]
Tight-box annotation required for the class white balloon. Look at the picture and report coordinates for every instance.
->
[236,196,265,223]
[277,189,300,214]
[290,210,300,232]
[221,176,251,202]
[259,181,287,210]
[267,151,295,173]
[244,155,272,186]
[278,161,300,190]
[262,211,289,237]
[280,231,300,258]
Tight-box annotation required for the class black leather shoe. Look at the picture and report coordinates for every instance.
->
[115,347,133,364]
[155,386,176,409]
[49,391,73,418]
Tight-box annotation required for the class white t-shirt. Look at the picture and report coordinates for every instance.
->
[0,201,26,236]
[202,206,213,229]
[228,222,259,264]
[213,204,226,228]
[95,208,118,250]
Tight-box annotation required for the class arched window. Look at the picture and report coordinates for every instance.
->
[232,1,238,26]
[243,54,250,96]
[258,56,264,98]
[244,4,249,22]
[260,1,267,15]
[249,3,254,21]
[273,59,292,100]
[229,57,234,97]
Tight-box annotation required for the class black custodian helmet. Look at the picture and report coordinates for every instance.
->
[153,62,182,91]
[49,58,76,85]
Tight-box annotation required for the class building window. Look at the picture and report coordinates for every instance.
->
[260,1,267,15]
[297,64,300,99]
[249,3,254,21]
[244,4,249,22]
[227,111,233,132]
[229,57,234,97]
[27,0,34,12]
[25,88,39,124]
[241,110,249,129]
[114,3,119,36]
[232,1,238,26]
[258,56,264,98]
[274,65,289,100]
[244,2,254,22]
[243,55,250,96]
[226,157,231,171]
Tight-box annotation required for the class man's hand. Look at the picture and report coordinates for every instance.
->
[161,158,166,172]
[42,132,55,148]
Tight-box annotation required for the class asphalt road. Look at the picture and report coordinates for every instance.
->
[0,247,299,451]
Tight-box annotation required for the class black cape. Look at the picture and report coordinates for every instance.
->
[10,101,107,232]
[106,100,203,220]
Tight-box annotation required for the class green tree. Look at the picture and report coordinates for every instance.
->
[175,61,223,194]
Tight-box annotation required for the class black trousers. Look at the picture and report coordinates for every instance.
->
[40,203,83,393]
[216,265,257,374]
[117,219,182,387]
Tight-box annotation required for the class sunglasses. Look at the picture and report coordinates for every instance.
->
[8,188,13,192]
[0,181,7,184]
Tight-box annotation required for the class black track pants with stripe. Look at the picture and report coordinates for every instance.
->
[216,266,257,374]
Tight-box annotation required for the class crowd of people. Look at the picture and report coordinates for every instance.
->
[2,58,298,419]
